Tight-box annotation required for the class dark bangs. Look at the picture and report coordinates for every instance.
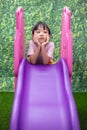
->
[32,21,51,35]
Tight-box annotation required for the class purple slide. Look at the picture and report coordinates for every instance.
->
[10,58,80,130]
[10,6,80,130]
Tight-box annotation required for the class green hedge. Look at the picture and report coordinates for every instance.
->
[0,0,87,91]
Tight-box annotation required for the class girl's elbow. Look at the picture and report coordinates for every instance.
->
[43,58,50,65]
[43,60,49,65]
[43,62,48,65]
[30,59,36,64]
[31,61,36,64]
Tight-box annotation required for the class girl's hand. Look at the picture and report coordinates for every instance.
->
[42,35,50,46]
[33,36,41,46]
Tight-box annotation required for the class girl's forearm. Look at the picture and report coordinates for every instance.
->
[41,45,50,64]
[30,46,40,64]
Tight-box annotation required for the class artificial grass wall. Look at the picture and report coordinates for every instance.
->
[0,92,87,130]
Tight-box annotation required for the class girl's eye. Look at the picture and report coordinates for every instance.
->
[44,31,47,33]
[36,31,40,33]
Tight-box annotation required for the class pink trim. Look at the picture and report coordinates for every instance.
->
[60,7,73,81]
[14,7,25,89]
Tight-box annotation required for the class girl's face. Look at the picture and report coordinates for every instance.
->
[33,25,50,44]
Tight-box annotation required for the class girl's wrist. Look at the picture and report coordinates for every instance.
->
[37,45,41,49]
[41,44,45,50]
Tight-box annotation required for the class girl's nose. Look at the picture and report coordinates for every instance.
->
[40,32,43,35]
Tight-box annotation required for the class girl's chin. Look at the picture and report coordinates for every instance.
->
[39,40,46,44]
[40,42,43,44]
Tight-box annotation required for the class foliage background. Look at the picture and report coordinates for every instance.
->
[0,0,87,92]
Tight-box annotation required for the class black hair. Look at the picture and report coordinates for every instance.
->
[32,21,51,35]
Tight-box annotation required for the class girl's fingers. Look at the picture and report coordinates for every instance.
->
[36,39,41,46]
[42,36,50,45]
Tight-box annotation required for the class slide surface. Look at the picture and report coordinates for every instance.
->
[10,58,80,130]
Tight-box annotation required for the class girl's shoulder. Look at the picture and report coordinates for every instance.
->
[29,40,35,46]
[49,41,54,45]
[47,41,55,47]
[29,40,34,44]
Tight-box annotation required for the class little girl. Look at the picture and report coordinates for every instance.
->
[27,21,55,64]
